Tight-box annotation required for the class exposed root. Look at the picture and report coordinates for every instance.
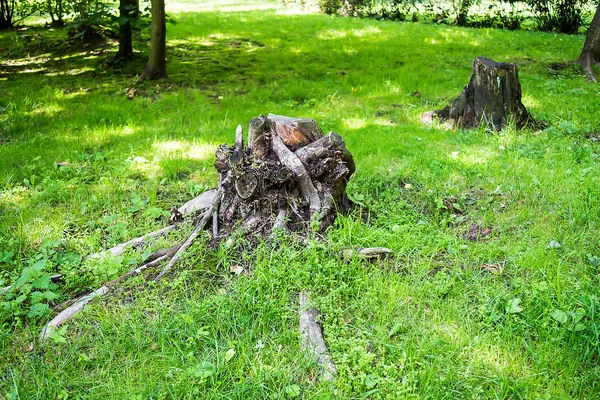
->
[153,181,226,282]
[40,250,174,340]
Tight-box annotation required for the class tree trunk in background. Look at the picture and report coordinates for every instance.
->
[0,0,14,30]
[139,0,167,80]
[115,0,135,61]
[577,2,600,82]
[433,57,534,131]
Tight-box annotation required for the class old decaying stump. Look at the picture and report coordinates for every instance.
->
[214,114,355,237]
[431,57,534,130]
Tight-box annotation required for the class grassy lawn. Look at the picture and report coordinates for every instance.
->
[2,0,600,398]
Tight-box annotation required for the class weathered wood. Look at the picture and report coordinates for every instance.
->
[248,116,268,151]
[41,286,110,340]
[299,292,337,381]
[268,114,323,147]
[434,57,534,130]
[88,225,176,260]
[234,124,244,151]
[178,189,217,216]
[85,190,215,261]
[235,172,259,200]
[295,132,355,176]
[214,114,354,238]
[214,144,231,172]
[271,135,321,217]
[40,249,175,340]
[154,179,226,282]
[342,247,393,260]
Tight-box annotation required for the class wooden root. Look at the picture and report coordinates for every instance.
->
[40,249,176,340]
[153,181,225,282]
[88,189,216,260]
[299,292,337,381]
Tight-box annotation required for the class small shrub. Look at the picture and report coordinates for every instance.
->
[525,0,589,34]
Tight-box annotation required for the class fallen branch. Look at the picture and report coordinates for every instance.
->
[88,225,177,260]
[299,292,337,381]
[40,251,173,340]
[41,286,109,340]
[341,247,393,260]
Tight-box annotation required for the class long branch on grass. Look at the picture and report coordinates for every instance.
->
[299,292,337,381]
[40,252,174,340]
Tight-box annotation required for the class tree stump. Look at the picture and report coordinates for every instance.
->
[433,57,534,130]
[213,114,355,238]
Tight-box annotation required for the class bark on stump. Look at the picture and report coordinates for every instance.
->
[434,57,534,131]
[213,114,355,238]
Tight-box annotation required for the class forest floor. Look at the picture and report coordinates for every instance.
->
[1,0,600,398]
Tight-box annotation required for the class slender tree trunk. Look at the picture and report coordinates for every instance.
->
[577,2,600,82]
[115,0,135,61]
[0,0,13,29]
[139,0,167,80]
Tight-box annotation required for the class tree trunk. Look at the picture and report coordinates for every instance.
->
[115,0,135,61]
[213,114,355,238]
[0,0,14,30]
[577,3,600,83]
[433,57,533,131]
[139,0,167,80]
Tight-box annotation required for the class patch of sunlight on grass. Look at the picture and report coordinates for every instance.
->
[522,94,541,108]
[342,117,368,130]
[45,67,94,77]
[28,104,62,116]
[449,148,496,165]
[18,217,64,248]
[170,37,217,47]
[318,29,348,40]
[0,187,29,207]
[168,0,280,13]
[154,140,187,153]
[153,140,216,161]
[384,81,404,94]
[471,344,526,374]
[436,321,462,343]
[352,26,382,37]
[127,157,160,179]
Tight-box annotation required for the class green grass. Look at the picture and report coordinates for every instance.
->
[2,0,600,398]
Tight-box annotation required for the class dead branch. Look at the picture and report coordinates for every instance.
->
[40,251,173,340]
[87,190,216,260]
[299,292,337,381]
[341,247,393,260]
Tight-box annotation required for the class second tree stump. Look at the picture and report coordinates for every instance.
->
[434,57,534,130]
